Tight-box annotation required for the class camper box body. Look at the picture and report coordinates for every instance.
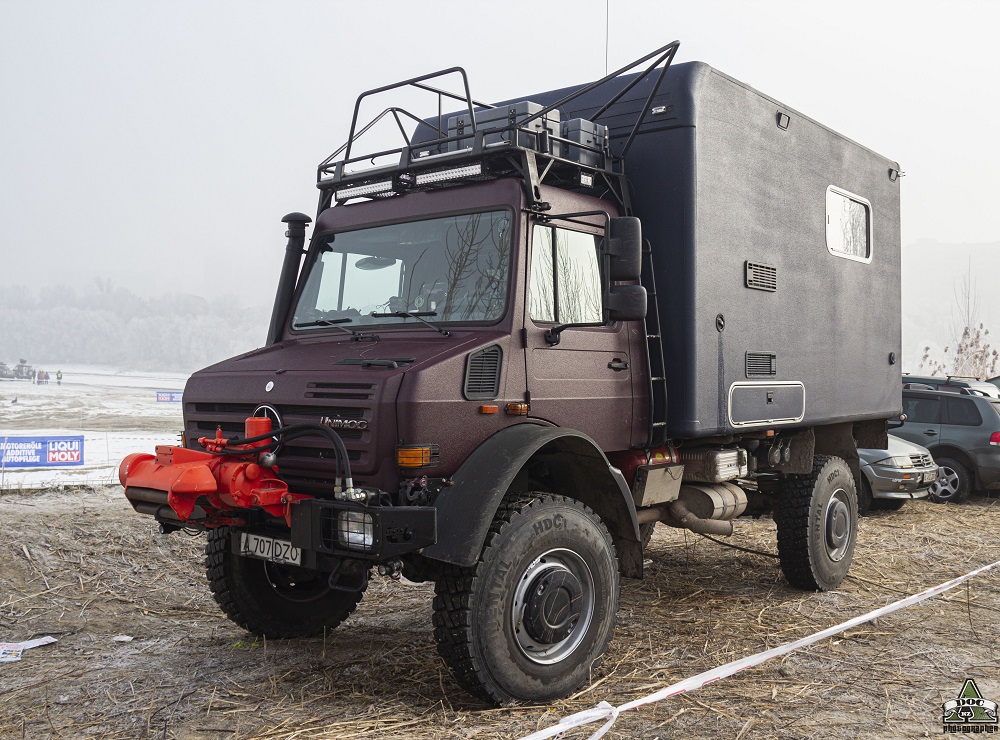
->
[524,61,902,439]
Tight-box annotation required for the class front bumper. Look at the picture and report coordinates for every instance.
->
[863,463,939,500]
[290,498,437,561]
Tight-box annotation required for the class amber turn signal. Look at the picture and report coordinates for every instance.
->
[505,403,529,416]
[396,444,440,468]
[479,405,499,414]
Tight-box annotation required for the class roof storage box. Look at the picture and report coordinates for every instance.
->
[561,118,608,166]
[447,101,562,156]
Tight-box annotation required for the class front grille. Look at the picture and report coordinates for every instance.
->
[283,444,362,462]
[305,381,375,401]
[186,385,375,481]
[193,402,258,414]
[910,453,933,467]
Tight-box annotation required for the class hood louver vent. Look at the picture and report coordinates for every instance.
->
[745,261,777,292]
[464,345,503,400]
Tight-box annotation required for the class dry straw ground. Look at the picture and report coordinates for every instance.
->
[2,487,998,739]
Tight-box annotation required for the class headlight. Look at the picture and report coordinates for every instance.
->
[873,455,913,468]
[337,511,373,551]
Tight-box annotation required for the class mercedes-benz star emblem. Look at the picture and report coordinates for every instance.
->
[252,404,283,450]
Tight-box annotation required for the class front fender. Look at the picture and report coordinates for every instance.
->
[421,424,640,570]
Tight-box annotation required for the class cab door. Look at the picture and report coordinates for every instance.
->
[523,222,633,452]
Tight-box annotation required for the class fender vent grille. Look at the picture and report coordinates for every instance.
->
[464,345,503,400]
[745,261,777,292]
[746,352,777,377]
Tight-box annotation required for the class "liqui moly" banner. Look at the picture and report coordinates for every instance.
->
[0,436,85,468]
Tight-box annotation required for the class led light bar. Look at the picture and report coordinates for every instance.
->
[414,163,482,186]
[334,179,394,200]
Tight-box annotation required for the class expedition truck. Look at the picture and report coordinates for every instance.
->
[119,42,902,705]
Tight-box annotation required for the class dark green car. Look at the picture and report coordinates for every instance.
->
[896,389,1000,502]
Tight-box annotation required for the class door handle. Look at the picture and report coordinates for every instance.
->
[923,429,937,436]
[608,359,629,372]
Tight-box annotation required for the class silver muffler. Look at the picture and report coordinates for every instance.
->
[636,481,747,536]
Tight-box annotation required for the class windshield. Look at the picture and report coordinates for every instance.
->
[292,210,512,330]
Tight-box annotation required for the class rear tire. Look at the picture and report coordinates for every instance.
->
[774,455,858,591]
[433,494,619,705]
[639,521,656,550]
[206,527,365,638]
[928,457,972,503]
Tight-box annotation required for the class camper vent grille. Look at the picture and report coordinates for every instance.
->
[746,352,777,378]
[464,345,503,400]
[745,261,777,292]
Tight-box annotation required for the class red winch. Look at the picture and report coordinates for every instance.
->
[119,417,312,528]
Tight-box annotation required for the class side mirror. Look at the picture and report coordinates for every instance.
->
[606,217,642,281]
[606,284,647,322]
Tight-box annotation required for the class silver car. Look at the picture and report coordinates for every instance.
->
[857,434,939,513]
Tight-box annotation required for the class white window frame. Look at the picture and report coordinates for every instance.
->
[825,185,873,264]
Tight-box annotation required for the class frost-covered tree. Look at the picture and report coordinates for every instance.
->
[920,265,999,379]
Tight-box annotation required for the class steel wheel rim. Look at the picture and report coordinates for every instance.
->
[929,467,960,499]
[824,488,852,562]
[511,548,595,665]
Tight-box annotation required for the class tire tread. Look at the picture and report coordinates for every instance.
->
[206,527,364,639]
[774,455,856,591]
[432,493,618,705]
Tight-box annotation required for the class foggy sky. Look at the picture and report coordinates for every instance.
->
[2,1,998,365]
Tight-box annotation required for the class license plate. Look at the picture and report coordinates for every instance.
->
[923,468,939,483]
[240,533,302,566]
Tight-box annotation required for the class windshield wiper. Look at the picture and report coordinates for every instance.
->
[295,317,354,330]
[370,311,451,337]
[294,317,379,341]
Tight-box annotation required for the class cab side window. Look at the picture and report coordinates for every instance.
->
[529,225,602,324]
[902,395,940,424]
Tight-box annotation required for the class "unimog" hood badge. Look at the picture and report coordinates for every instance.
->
[320,416,368,430]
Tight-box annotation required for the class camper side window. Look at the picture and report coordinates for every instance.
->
[826,186,872,263]
[529,225,603,324]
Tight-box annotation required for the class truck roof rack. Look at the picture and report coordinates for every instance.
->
[316,42,680,215]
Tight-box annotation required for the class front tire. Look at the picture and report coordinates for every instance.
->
[928,457,972,503]
[433,494,619,705]
[774,455,858,591]
[206,527,366,638]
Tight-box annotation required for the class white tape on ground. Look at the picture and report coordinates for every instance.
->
[520,558,1000,740]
